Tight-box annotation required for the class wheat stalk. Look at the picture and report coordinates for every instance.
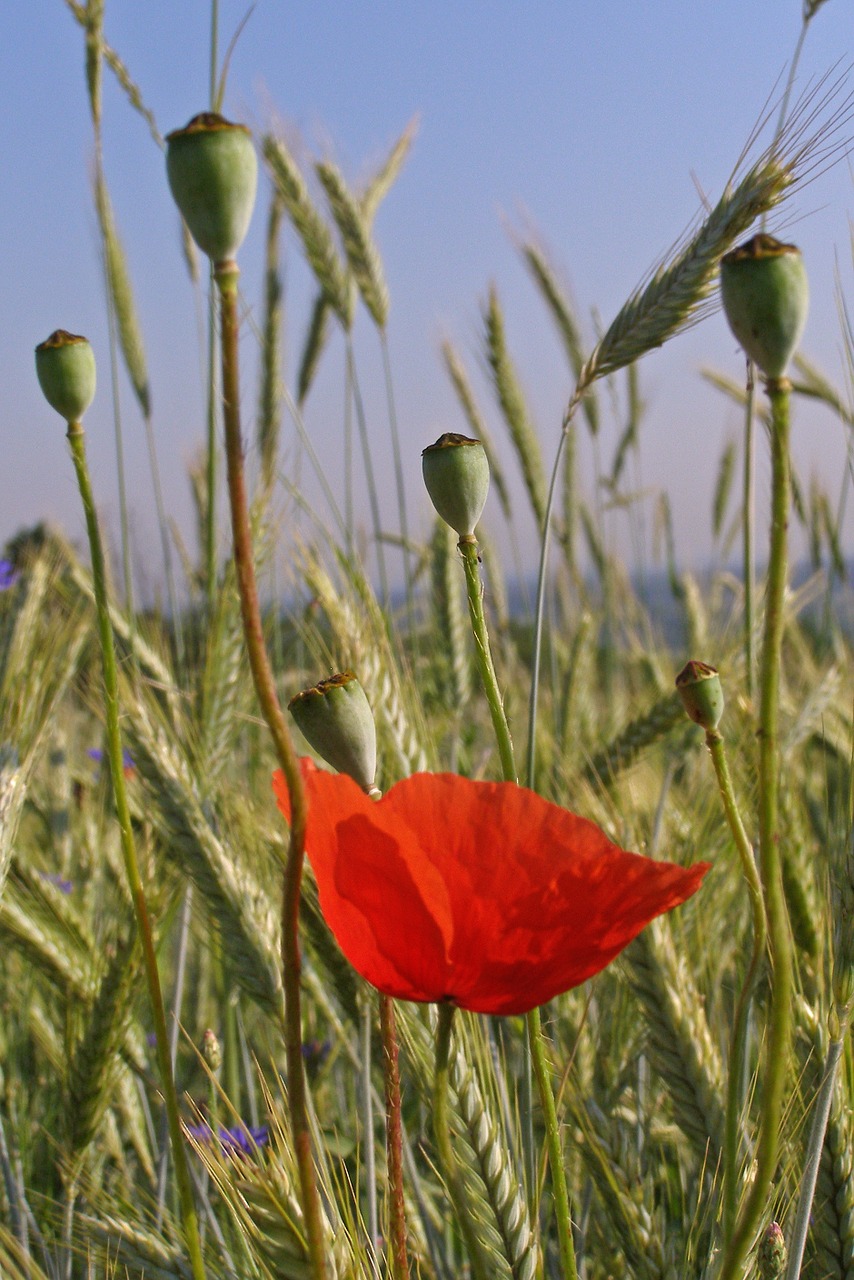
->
[302,551,432,778]
[571,74,854,410]
[257,189,286,492]
[583,691,686,786]
[450,1034,540,1280]
[624,920,727,1166]
[440,339,512,520]
[297,293,333,407]
[483,285,548,531]
[197,560,251,786]
[63,0,162,145]
[94,170,150,417]
[125,702,283,1020]
[67,932,142,1163]
[359,118,417,224]
[570,1093,670,1280]
[263,134,352,327]
[316,161,389,329]
[517,237,600,437]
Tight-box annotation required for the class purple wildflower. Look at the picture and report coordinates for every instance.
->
[0,560,20,591]
[40,872,73,895]
[187,1122,269,1156]
[88,747,136,775]
[302,1038,332,1069]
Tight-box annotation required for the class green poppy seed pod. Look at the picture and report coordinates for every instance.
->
[675,660,724,732]
[166,113,257,264]
[288,672,378,795]
[35,330,96,422]
[720,234,808,379]
[757,1222,786,1280]
[422,433,490,539]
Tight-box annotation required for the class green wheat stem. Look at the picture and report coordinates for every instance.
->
[91,109,136,667]
[205,281,218,607]
[527,419,574,787]
[718,377,795,1280]
[214,260,328,1280]
[744,6,812,700]
[381,332,415,636]
[204,1,219,607]
[742,365,756,703]
[281,382,348,545]
[347,340,390,605]
[344,360,354,550]
[704,729,768,1243]
[105,273,136,635]
[156,884,196,1222]
[459,535,578,1279]
[784,1028,846,1280]
[208,0,218,107]
[369,782,410,1280]
[143,407,186,668]
[65,422,206,1280]
[526,1008,578,1280]
[361,994,379,1255]
[433,1004,491,1280]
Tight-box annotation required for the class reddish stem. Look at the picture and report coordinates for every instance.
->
[380,994,410,1279]
[216,261,328,1280]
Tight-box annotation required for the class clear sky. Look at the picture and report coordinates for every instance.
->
[4,1,854,593]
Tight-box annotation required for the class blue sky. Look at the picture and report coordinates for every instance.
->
[4,1,854,591]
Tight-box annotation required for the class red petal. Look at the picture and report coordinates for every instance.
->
[378,774,710,1015]
[275,765,709,1015]
[274,763,455,1003]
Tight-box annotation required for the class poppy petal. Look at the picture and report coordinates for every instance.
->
[368,773,710,1014]
[274,764,456,1002]
[275,764,710,1015]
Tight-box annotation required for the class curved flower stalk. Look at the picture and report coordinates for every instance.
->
[715,235,806,1280]
[36,331,206,1280]
[166,111,327,1280]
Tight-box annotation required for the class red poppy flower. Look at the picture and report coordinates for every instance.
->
[274,761,710,1017]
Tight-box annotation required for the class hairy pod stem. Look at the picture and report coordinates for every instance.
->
[458,536,577,1277]
[214,261,329,1280]
[66,422,207,1280]
[704,728,767,1242]
[718,377,794,1280]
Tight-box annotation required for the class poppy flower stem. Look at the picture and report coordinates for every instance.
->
[526,1009,578,1280]
[365,785,410,1280]
[703,728,767,1243]
[65,423,207,1280]
[717,377,794,1280]
[433,1004,492,1280]
[458,536,578,1278]
[215,261,329,1280]
[380,993,410,1280]
[458,538,518,783]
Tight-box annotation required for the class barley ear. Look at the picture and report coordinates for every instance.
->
[263,134,353,327]
[483,285,547,532]
[317,160,389,327]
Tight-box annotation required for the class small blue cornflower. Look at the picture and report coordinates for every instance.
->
[40,872,73,895]
[0,560,20,591]
[302,1038,332,1069]
[187,1122,269,1157]
[88,746,136,776]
